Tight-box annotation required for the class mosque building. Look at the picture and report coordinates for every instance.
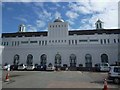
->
[1,18,120,69]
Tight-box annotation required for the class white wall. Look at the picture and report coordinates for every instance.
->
[2,42,118,67]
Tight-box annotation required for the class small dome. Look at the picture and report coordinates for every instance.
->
[19,24,25,27]
[54,17,64,22]
[96,19,103,23]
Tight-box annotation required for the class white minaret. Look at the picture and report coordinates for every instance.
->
[95,19,104,29]
[19,24,26,32]
[48,17,68,38]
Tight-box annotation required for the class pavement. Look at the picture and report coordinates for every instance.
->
[2,71,120,89]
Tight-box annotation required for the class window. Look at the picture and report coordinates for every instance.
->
[58,40,60,43]
[12,41,14,46]
[40,54,47,65]
[59,25,60,27]
[53,25,54,28]
[17,41,19,46]
[26,54,33,65]
[79,40,87,42]
[52,40,54,43]
[49,40,51,43]
[13,54,19,65]
[21,41,28,44]
[107,39,110,44]
[118,39,120,43]
[97,24,99,29]
[45,40,47,45]
[100,39,103,44]
[4,42,6,46]
[90,39,98,42]
[85,54,92,68]
[104,39,106,44]
[64,40,66,43]
[100,23,102,28]
[70,54,76,67]
[30,41,37,43]
[72,40,74,44]
[56,25,57,27]
[55,53,61,67]
[101,54,108,63]
[50,25,51,28]
[6,42,8,46]
[39,41,41,45]
[55,40,57,43]
[75,40,77,45]
[69,40,70,45]
[15,41,16,46]
[61,40,63,42]
[1,42,3,45]
[114,39,116,43]
[42,41,44,45]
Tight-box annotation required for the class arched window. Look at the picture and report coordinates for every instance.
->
[26,54,33,65]
[55,53,61,67]
[85,54,92,68]
[13,54,19,65]
[101,54,108,63]
[70,54,76,67]
[40,54,47,65]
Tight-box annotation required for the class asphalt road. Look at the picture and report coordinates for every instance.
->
[2,71,120,89]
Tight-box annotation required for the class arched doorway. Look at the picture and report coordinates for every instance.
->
[26,54,33,65]
[101,54,108,63]
[40,54,47,66]
[70,54,76,67]
[55,53,61,67]
[13,54,19,65]
[85,54,92,68]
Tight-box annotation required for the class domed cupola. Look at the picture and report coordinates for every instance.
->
[18,24,26,32]
[54,17,64,22]
[95,19,104,29]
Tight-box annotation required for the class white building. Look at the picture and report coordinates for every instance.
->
[1,18,120,68]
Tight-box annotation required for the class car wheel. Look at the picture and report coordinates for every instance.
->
[114,78,120,84]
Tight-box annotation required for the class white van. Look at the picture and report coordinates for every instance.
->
[96,63,110,72]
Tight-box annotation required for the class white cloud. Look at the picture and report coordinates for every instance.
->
[13,17,28,23]
[79,24,92,30]
[27,25,37,32]
[66,19,74,25]
[66,11,79,19]
[55,11,61,18]
[43,10,51,18]
[68,1,119,29]
[3,0,119,2]
[36,20,46,28]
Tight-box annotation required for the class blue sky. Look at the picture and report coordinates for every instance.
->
[2,1,119,33]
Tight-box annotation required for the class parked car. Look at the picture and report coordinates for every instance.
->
[95,63,110,72]
[26,65,35,71]
[18,64,26,71]
[62,64,68,70]
[34,64,38,70]
[10,65,18,71]
[108,66,120,84]
[36,65,46,71]
[46,63,55,71]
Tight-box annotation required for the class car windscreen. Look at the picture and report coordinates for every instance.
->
[114,67,120,73]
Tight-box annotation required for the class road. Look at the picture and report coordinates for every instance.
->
[2,71,120,89]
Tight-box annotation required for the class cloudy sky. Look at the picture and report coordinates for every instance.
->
[2,0,119,33]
